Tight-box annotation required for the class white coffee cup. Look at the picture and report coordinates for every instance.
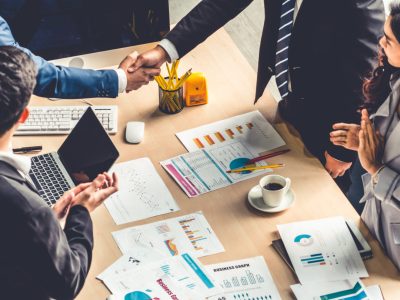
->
[259,175,291,207]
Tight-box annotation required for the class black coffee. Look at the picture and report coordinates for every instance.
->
[264,183,283,191]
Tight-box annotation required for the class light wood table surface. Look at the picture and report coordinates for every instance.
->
[15,28,400,299]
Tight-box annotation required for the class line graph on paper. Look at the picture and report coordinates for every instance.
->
[104,158,180,225]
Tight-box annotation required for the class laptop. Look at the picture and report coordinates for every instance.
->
[29,107,119,206]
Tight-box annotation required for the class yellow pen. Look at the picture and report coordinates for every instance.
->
[226,164,285,173]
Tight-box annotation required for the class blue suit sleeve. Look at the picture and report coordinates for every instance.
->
[0,16,119,99]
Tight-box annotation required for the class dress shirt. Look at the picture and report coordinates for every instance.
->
[160,0,303,65]
[0,150,31,178]
[115,68,128,93]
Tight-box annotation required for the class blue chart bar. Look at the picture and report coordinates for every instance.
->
[300,253,326,267]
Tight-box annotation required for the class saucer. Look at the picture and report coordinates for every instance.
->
[247,185,295,213]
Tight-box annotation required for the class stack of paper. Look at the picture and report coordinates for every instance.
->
[104,158,179,225]
[162,111,286,197]
[277,217,368,284]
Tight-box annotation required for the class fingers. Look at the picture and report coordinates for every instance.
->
[330,130,348,137]
[144,68,162,77]
[332,123,352,130]
[128,55,146,73]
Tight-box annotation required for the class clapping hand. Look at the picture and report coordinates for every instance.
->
[330,123,361,151]
[358,109,384,174]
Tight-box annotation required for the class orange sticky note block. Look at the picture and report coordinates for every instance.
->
[184,72,208,106]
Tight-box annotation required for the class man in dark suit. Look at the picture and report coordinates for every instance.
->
[0,46,118,299]
[128,0,385,190]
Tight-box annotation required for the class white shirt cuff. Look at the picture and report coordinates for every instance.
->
[159,39,179,62]
[115,68,127,93]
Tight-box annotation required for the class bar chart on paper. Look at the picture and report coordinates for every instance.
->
[176,110,285,155]
[207,256,282,300]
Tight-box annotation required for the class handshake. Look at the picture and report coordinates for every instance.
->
[118,46,171,92]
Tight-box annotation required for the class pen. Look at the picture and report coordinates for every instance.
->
[247,149,290,164]
[226,163,285,173]
[12,145,42,154]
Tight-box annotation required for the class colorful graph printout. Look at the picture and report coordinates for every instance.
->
[176,110,285,155]
[104,254,221,298]
[206,256,281,300]
[161,141,271,197]
[291,280,373,300]
[278,217,368,284]
[112,211,225,258]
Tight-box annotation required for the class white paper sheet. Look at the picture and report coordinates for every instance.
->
[97,248,167,281]
[103,253,222,299]
[104,158,179,225]
[206,256,282,300]
[107,277,189,300]
[112,211,225,258]
[366,285,383,300]
[176,110,285,155]
[291,279,373,300]
[161,141,273,197]
[278,217,368,284]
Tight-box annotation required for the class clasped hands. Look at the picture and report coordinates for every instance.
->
[118,46,169,92]
[330,109,384,176]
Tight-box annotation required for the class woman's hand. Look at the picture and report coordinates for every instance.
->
[358,109,384,174]
[330,123,360,151]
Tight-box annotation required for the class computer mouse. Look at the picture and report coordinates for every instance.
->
[125,121,145,144]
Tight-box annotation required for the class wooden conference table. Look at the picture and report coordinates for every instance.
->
[15,28,400,299]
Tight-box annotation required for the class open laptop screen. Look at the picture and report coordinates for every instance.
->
[58,107,119,185]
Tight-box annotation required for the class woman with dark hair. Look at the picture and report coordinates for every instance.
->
[330,2,400,269]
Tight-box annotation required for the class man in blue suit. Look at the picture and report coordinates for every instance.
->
[0,16,160,99]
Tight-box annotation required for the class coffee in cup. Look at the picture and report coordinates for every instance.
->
[259,175,291,207]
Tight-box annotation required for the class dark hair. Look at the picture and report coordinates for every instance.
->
[0,46,37,136]
[362,2,400,112]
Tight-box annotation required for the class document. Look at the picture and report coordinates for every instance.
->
[107,277,189,300]
[104,158,179,225]
[112,211,225,258]
[103,253,222,298]
[277,217,368,284]
[97,248,166,281]
[161,141,272,197]
[291,279,373,300]
[176,110,285,155]
[206,256,282,300]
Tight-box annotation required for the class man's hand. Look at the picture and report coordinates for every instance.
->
[71,172,119,213]
[330,123,360,151]
[324,151,352,178]
[118,51,162,92]
[127,46,169,72]
[53,191,74,229]
[358,109,384,174]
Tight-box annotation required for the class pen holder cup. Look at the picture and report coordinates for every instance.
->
[158,85,184,114]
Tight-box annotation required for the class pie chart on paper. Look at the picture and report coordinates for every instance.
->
[124,291,152,300]
[294,234,313,246]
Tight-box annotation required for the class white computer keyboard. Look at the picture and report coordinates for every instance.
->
[15,105,118,135]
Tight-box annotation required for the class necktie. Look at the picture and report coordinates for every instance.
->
[275,0,296,100]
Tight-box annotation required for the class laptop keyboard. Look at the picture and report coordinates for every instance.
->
[29,154,72,206]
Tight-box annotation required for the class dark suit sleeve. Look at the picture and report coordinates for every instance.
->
[166,0,253,58]
[326,0,384,162]
[0,16,119,99]
[26,205,93,300]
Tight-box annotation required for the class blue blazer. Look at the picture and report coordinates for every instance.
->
[0,16,118,99]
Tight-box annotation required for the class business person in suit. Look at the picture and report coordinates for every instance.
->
[0,46,118,299]
[330,2,400,269]
[0,15,160,99]
[126,0,385,191]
